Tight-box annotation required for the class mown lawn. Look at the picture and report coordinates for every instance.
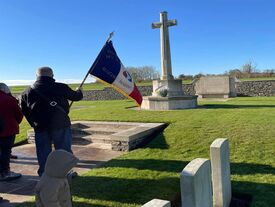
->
[17,97,275,207]
[10,82,107,93]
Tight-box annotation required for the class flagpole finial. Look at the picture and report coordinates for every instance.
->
[107,31,114,43]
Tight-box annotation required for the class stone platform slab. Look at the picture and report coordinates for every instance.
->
[141,95,198,110]
[0,143,123,207]
[28,121,166,151]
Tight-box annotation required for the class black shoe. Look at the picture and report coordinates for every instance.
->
[67,171,78,179]
[0,171,22,181]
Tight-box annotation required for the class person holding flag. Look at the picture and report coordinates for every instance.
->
[21,67,83,176]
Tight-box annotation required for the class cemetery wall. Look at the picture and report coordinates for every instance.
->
[81,83,196,101]
[182,80,275,97]
[235,80,275,96]
[13,80,275,100]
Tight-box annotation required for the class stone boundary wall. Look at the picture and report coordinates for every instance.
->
[82,84,196,101]
[12,80,275,100]
[235,80,275,97]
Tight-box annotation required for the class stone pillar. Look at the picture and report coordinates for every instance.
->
[210,138,232,207]
[152,11,177,80]
[142,199,171,207]
[180,158,213,207]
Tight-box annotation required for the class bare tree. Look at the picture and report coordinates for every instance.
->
[126,66,160,81]
[242,60,257,78]
[227,69,242,78]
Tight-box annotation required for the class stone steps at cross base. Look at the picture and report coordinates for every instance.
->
[71,126,120,135]
[72,134,112,144]
[71,122,135,130]
[88,142,112,150]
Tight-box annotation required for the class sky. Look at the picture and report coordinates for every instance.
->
[1,0,275,85]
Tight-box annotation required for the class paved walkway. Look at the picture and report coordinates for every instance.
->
[0,144,123,207]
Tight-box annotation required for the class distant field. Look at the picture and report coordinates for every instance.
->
[10,82,107,94]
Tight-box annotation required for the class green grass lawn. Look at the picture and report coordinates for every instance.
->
[10,82,108,93]
[17,97,275,207]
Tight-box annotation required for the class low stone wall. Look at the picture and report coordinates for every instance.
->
[235,80,275,97]
[82,86,153,101]
[13,80,275,101]
[82,84,196,101]
[182,80,275,97]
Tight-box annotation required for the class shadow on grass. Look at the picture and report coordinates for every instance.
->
[72,175,275,207]
[13,201,108,207]
[106,159,188,173]
[231,180,275,207]
[12,181,275,207]
[72,202,108,207]
[199,104,275,109]
[103,159,275,175]
[231,162,275,175]
[11,201,35,207]
[145,132,169,149]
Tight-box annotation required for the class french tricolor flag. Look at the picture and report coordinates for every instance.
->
[89,41,143,106]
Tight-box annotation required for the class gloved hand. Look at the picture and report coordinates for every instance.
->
[76,87,83,93]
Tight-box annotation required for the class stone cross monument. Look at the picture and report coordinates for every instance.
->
[152,11,177,80]
[141,11,198,110]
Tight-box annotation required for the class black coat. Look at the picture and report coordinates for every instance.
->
[21,76,83,132]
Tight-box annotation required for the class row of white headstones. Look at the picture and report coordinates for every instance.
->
[142,138,232,207]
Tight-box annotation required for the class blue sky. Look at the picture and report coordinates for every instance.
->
[1,0,275,85]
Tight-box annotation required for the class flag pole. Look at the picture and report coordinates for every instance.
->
[69,32,114,109]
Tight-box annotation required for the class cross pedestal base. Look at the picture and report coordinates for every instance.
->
[141,95,198,110]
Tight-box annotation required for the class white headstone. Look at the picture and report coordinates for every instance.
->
[180,158,213,207]
[210,138,232,207]
[142,199,171,207]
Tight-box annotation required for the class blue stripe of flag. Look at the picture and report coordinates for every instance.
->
[89,41,121,84]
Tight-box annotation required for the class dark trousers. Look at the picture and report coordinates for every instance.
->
[34,127,72,176]
[0,135,15,174]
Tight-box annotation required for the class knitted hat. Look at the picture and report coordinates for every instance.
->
[0,83,11,94]
[36,67,54,78]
